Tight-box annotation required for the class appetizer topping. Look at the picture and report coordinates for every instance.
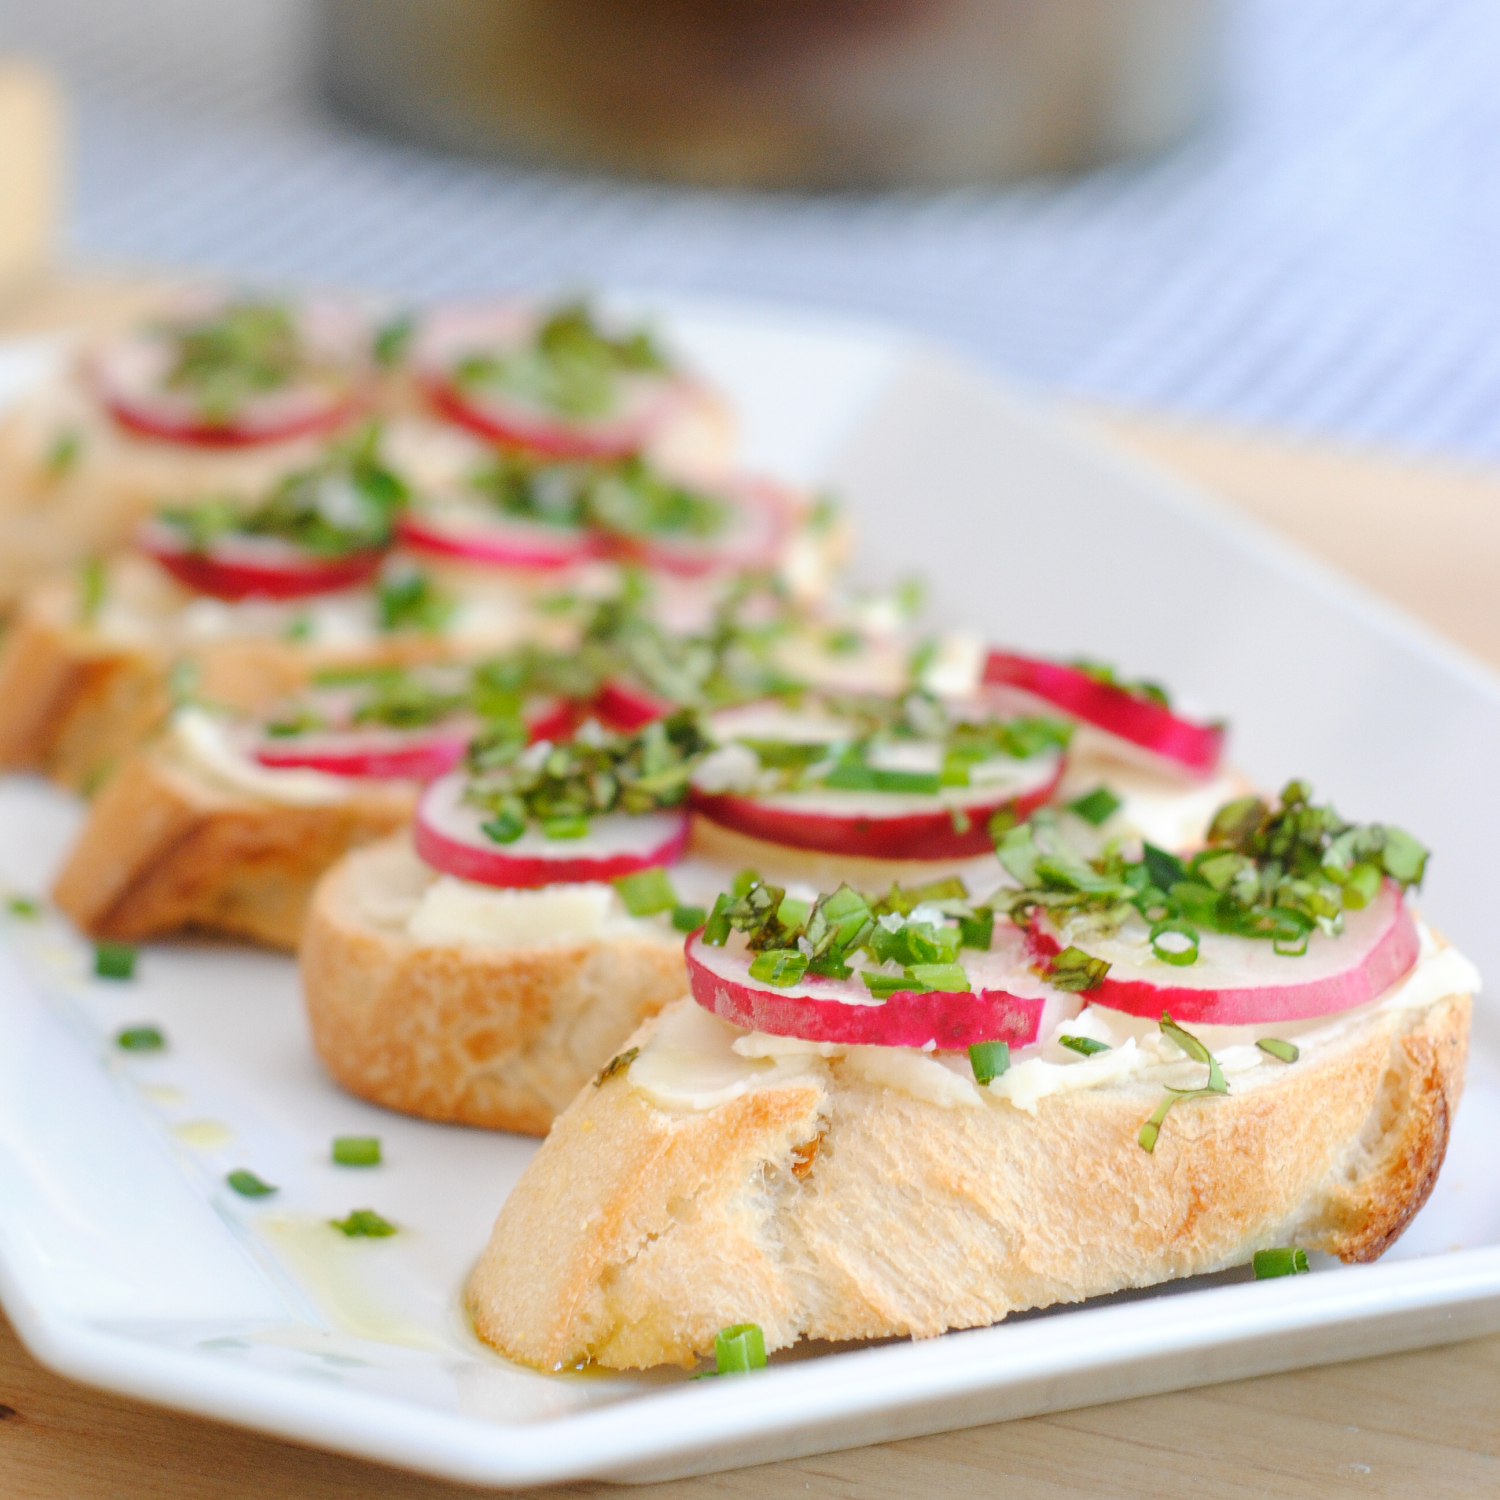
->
[984,649,1225,776]
[332,1136,381,1166]
[713,1323,767,1375]
[114,1024,163,1050]
[417,300,692,459]
[96,944,139,982]
[998,783,1427,1021]
[225,1170,277,1199]
[375,565,454,633]
[1136,1012,1227,1151]
[1253,1248,1311,1278]
[594,1048,640,1087]
[1256,1037,1299,1063]
[140,427,407,600]
[94,296,369,446]
[689,875,1060,1048]
[967,1040,1011,1084]
[330,1209,396,1238]
[691,693,1070,860]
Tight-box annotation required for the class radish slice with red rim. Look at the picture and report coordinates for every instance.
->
[252,727,468,781]
[591,680,672,732]
[616,478,792,578]
[687,927,1065,1048]
[1024,880,1419,1026]
[92,297,371,448]
[414,302,696,460]
[984,651,1224,777]
[691,699,1067,860]
[396,509,602,570]
[414,771,689,888]
[137,520,383,601]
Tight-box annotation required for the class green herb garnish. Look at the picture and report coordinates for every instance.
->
[1256,1037,1300,1063]
[1070,658,1172,709]
[6,895,41,918]
[96,943,138,981]
[1138,1013,1227,1152]
[332,1136,381,1167]
[968,1040,1011,1085]
[372,312,415,368]
[330,1208,396,1238]
[78,556,107,625]
[1253,1247,1310,1278]
[44,428,82,478]
[713,1322,767,1375]
[594,1047,639,1086]
[226,1169,277,1198]
[1058,1035,1111,1056]
[377,567,454,633]
[672,904,707,932]
[161,300,306,419]
[1067,785,1122,827]
[115,1024,163,1051]
[613,867,678,916]
[1044,946,1110,992]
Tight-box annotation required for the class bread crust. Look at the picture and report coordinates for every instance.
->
[299,835,689,1134]
[51,744,416,949]
[468,988,1471,1371]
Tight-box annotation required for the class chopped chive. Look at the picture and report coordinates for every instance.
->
[541,815,589,840]
[906,962,970,993]
[671,904,707,932]
[78,555,107,625]
[115,1024,165,1051]
[481,809,526,845]
[613,867,678,917]
[1045,945,1110,992]
[6,895,41,918]
[748,949,808,987]
[702,893,734,946]
[1257,1037,1300,1063]
[332,1136,381,1167]
[1067,786,1122,827]
[863,969,918,999]
[822,763,940,795]
[957,906,994,952]
[95,942,137,980]
[594,1046,639,1086]
[1059,1035,1111,1056]
[1253,1247,1309,1278]
[1139,1012,1229,1152]
[968,1040,1010,1085]
[730,868,761,897]
[330,1208,396,1238]
[1137,1091,1176,1153]
[226,1169,277,1199]
[1149,918,1200,967]
[714,1323,766,1375]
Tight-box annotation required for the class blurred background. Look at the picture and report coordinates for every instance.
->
[1,0,1498,460]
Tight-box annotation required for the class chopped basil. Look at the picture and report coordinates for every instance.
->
[1256,1037,1300,1063]
[1001,782,1427,962]
[968,1040,1011,1085]
[1138,1012,1227,1152]
[226,1169,277,1198]
[96,943,138,981]
[377,567,454,633]
[614,868,678,917]
[1066,785,1122,827]
[1253,1247,1309,1278]
[1044,946,1110,992]
[749,949,809,987]
[330,1209,396,1238]
[481,809,526,845]
[713,1322,767,1375]
[594,1047,639,1086]
[332,1136,381,1167]
[115,1025,164,1051]
[1058,1035,1111,1056]
[671,904,707,932]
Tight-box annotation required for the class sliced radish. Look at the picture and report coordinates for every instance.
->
[1024,880,1419,1025]
[414,771,688,888]
[592,680,672,732]
[92,298,369,448]
[617,478,791,578]
[138,520,382,601]
[395,509,603,571]
[686,927,1064,1048]
[415,302,693,460]
[252,727,467,781]
[691,700,1065,860]
[983,651,1224,777]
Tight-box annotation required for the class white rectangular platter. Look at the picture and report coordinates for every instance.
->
[0,300,1498,1488]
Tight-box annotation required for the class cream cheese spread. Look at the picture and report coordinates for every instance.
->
[168,707,351,805]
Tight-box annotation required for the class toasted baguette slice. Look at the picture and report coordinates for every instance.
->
[52,736,416,949]
[299,835,689,1135]
[469,976,1471,1371]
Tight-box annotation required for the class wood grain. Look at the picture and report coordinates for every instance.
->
[2,272,1500,1498]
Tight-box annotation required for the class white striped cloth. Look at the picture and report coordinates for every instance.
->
[5,0,1499,459]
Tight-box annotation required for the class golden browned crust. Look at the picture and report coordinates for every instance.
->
[299,836,689,1134]
[51,745,417,949]
[468,989,1472,1371]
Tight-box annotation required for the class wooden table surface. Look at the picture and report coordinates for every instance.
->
[2,270,1499,1499]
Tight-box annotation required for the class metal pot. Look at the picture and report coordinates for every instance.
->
[318,0,1221,190]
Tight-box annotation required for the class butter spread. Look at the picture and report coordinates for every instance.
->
[168,708,351,805]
